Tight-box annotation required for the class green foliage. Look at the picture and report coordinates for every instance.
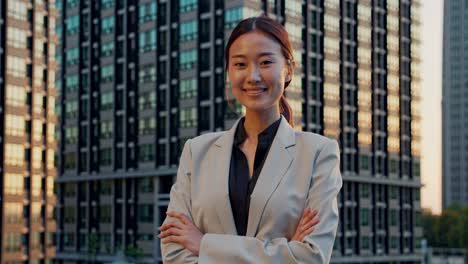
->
[422,205,468,249]
[88,233,100,254]
[125,244,144,262]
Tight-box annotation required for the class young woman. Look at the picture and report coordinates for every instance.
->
[158,16,342,263]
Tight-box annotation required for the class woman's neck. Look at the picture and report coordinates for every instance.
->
[242,108,281,144]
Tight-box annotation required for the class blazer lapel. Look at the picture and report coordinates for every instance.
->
[212,118,242,235]
[246,116,296,237]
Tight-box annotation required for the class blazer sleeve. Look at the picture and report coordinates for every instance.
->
[198,140,342,264]
[160,139,198,264]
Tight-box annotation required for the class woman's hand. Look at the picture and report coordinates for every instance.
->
[158,211,204,256]
[291,208,319,242]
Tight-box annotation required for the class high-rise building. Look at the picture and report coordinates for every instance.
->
[54,0,422,263]
[0,0,58,263]
[442,0,468,209]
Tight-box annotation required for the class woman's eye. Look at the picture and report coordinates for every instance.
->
[234,62,246,67]
[261,60,273,66]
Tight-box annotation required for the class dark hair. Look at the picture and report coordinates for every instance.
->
[225,16,295,126]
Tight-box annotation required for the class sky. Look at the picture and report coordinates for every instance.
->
[420,0,443,214]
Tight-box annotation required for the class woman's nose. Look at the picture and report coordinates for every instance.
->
[247,65,261,83]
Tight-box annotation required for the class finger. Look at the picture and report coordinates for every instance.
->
[300,225,316,238]
[302,209,318,225]
[159,227,183,239]
[167,211,191,225]
[159,221,184,232]
[309,209,318,219]
[162,235,184,244]
[299,217,320,233]
[298,208,310,225]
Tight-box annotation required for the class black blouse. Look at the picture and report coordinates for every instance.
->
[228,116,282,236]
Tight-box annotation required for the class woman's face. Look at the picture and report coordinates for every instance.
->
[227,30,290,113]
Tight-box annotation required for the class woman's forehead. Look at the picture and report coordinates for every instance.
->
[229,31,282,57]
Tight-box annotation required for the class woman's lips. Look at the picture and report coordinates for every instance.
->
[242,88,267,96]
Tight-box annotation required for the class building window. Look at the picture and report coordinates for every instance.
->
[66,0,79,8]
[101,180,112,195]
[65,127,78,144]
[139,1,157,23]
[139,65,156,83]
[101,91,113,110]
[138,204,154,222]
[179,78,197,99]
[361,236,370,250]
[7,0,28,21]
[100,120,113,139]
[101,16,115,34]
[390,186,398,199]
[65,100,78,118]
[360,208,369,226]
[180,0,197,12]
[65,74,79,93]
[137,233,154,241]
[179,49,197,70]
[139,177,154,193]
[180,107,197,128]
[100,148,112,166]
[64,206,76,223]
[5,84,26,106]
[139,91,156,110]
[225,7,243,29]
[139,29,157,53]
[360,154,369,171]
[414,190,420,201]
[138,118,156,136]
[415,212,422,227]
[101,65,114,82]
[101,42,114,57]
[5,115,25,136]
[389,158,398,174]
[390,236,399,249]
[138,144,155,162]
[64,183,76,197]
[390,209,398,226]
[64,152,76,169]
[101,0,114,9]
[66,15,79,35]
[63,233,75,247]
[180,20,198,41]
[100,205,111,222]
[66,48,79,66]
[7,27,27,49]
[413,161,420,178]
[6,56,26,77]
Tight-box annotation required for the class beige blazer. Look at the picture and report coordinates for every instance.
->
[161,116,342,264]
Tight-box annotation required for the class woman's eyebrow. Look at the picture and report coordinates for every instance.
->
[231,52,276,59]
[231,54,246,59]
[258,52,275,57]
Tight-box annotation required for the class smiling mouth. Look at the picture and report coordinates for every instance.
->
[242,88,268,95]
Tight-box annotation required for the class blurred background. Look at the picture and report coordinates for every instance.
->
[0,0,466,263]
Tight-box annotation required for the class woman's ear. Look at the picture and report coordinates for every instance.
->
[285,60,295,82]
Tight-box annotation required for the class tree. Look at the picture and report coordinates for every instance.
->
[125,244,144,263]
[88,233,100,263]
[422,205,468,249]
